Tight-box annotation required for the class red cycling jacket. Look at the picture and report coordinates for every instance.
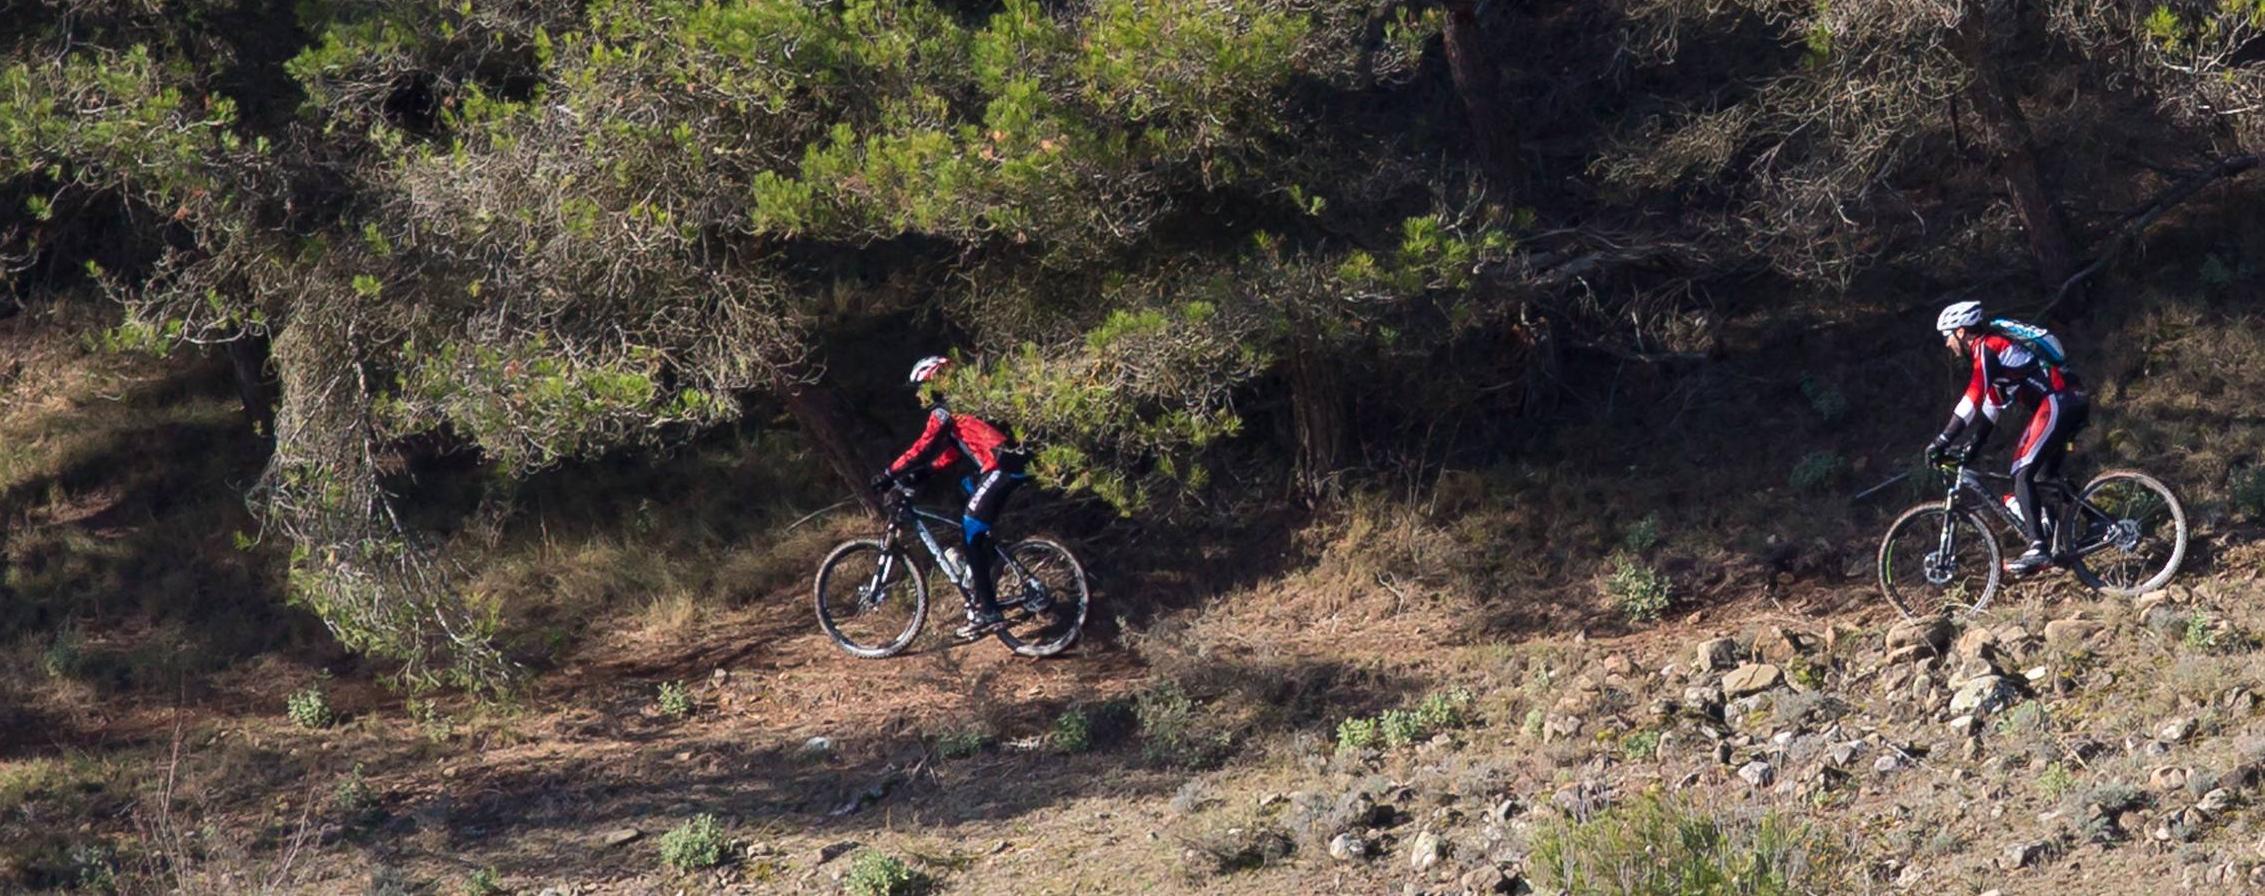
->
[887,407,1012,476]
[1936,333,2078,448]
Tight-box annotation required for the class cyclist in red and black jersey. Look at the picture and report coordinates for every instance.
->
[1925,301,2090,575]
[869,356,1030,639]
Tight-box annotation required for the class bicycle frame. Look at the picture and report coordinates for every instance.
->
[1932,465,2137,563]
[870,490,1046,603]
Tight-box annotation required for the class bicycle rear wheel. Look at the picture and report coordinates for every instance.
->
[1878,505,2001,618]
[815,539,928,658]
[992,538,1090,658]
[2066,469,2187,596]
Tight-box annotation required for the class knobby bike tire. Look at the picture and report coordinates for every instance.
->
[991,538,1091,658]
[2067,469,2188,597]
[814,539,928,659]
[1878,504,2002,619]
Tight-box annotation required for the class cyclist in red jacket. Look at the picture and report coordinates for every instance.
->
[1924,301,2090,576]
[869,356,1029,639]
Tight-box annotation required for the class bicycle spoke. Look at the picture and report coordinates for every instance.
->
[2071,473,2186,595]
[995,540,1089,657]
[816,541,927,658]
[1879,506,2000,619]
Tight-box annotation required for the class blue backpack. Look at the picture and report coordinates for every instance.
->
[1990,318,2068,370]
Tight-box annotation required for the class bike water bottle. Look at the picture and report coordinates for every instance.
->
[2002,493,2024,525]
[942,546,967,583]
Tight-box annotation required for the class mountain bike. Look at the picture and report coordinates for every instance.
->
[1876,461,2187,618]
[813,484,1089,658]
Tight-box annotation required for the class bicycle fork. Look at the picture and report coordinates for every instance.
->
[1928,489,1961,586]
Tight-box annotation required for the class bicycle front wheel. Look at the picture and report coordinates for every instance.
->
[992,538,1090,658]
[1878,505,2002,619]
[2067,469,2187,596]
[815,539,928,658]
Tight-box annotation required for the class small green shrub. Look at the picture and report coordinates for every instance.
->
[1800,377,1848,424]
[1521,707,1546,739]
[2038,762,2076,800]
[936,728,993,759]
[1531,793,1851,894]
[287,683,337,730]
[658,813,728,872]
[2182,613,2222,652]
[2232,467,2265,521]
[1407,688,1472,739]
[657,680,694,719]
[332,764,377,816]
[1784,655,1823,690]
[407,696,455,742]
[461,867,505,896]
[1605,554,1673,623]
[40,621,84,679]
[1622,513,1662,553]
[844,850,928,896]
[68,842,116,892]
[1051,707,1093,753]
[1788,451,1844,491]
[1335,689,1474,753]
[1993,701,2049,738]
[1136,681,1228,766]
[1620,729,1662,761]
[1335,715,1380,753]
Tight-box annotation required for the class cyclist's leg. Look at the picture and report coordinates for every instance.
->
[2039,390,2090,532]
[961,468,1022,619]
[2009,395,2066,551]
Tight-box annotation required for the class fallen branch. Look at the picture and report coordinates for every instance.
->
[2043,153,2261,321]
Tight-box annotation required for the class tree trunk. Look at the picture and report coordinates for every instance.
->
[227,332,276,440]
[1953,10,2079,294]
[1287,346,1347,503]
[773,368,881,512]
[1441,0,1510,183]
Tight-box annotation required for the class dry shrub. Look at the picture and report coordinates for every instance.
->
[1531,793,1853,895]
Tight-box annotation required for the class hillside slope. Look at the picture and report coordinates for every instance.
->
[6,277,2265,894]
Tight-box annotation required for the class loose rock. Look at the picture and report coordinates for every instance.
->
[813,840,861,865]
[1409,830,1443,872]
[1888,616,1953,654]
[1329,832,1371,862]
[1752,626,1809,664]
[1999,840,2046,870]
[1949,675,2018,717]
[1724,663,1783,697]
[2044,618,2105,649]
[1694,637,1742,671]
[1460,864,1509,894]
[1737,760,1776,787]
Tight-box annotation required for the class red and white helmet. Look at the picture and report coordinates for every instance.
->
[908,355,951,385]
[1935,301,1984,334]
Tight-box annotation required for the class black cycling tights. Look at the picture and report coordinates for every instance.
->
[960,468,1023,615]
[2010,391,2089,549]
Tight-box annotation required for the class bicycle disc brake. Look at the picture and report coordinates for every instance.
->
[1923,551,1956,586]
[2107,519,2143,553]
[1017,580,1053,614]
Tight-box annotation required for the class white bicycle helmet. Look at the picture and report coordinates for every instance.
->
[908,355,951,385]
[1935,300,1985,334]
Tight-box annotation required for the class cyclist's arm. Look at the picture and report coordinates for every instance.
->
[886,408,961,476]
[1937,343,2003,448]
